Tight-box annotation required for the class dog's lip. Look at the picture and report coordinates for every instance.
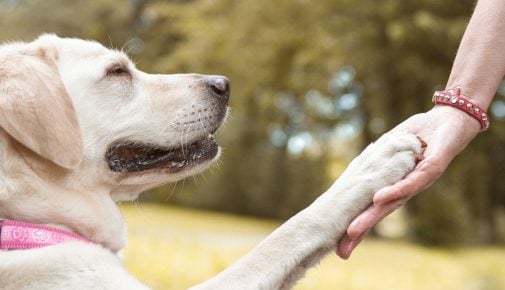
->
[105,134,218,173]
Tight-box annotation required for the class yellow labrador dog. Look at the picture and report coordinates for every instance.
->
[0,35,423,290]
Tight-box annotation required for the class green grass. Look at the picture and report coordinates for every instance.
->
[121,204,505,290]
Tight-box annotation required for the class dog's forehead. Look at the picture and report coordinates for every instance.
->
[51,36,130,64]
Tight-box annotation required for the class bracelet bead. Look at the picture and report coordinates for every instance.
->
[432,88,489,132]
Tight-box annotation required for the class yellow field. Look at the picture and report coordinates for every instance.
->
[121,204,505,290]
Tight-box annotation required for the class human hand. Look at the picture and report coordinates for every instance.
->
[336,105,481,259]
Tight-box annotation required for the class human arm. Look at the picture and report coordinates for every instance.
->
[337,0,505,259]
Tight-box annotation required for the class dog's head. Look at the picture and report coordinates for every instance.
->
[0,33,229,194]
[0,34,229,250]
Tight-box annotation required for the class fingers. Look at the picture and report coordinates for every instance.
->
[336,231,367,259]
[373,156,444,205]
[347,198,407,239]
[336,135,434,259]
[336,198,407,259]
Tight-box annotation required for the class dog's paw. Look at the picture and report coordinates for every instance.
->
[342,132,423,191]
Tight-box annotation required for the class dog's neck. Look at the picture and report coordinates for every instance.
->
[0,133,127,253]
[0,219,91,250]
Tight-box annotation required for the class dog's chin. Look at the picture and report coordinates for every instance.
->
[105,134,218,173]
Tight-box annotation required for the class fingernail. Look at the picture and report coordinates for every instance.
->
[416,136,427,148]
[344,243,354,259]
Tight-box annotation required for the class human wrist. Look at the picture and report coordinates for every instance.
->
[444,83,494,110]
[430,105,481,134]
[432,88,490,131]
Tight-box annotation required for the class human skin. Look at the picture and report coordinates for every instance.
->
[337,0,505,258]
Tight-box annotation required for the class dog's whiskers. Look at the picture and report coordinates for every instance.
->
[197,111,206,135]
[179,124,188,156]
[191,174,199,186]
[163,180,179,202]
[199,171,209,183]
[180,177,187,193]
[121,38,136,54]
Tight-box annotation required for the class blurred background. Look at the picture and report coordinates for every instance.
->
[1,0,504,289]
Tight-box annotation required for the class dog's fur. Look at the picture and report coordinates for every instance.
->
[0,35,422,290]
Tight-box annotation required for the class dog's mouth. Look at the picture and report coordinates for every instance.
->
[105,134,218,173]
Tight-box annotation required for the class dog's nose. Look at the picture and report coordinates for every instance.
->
[207,76,230,101]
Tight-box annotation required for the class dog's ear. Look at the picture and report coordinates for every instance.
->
[0,40,84,169]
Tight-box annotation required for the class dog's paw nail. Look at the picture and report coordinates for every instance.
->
[416,136,427,148]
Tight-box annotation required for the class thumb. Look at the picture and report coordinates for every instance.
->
[337,232,367,259]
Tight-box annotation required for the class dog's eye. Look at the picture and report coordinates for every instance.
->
[106,66,130,77]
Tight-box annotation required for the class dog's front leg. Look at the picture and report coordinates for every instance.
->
[191,133,422,290]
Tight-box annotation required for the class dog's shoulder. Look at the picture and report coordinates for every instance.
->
[0,242,149,290]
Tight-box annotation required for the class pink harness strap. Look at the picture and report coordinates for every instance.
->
[0,220,90,250]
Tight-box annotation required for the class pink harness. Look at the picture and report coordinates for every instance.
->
[0,220,90,250]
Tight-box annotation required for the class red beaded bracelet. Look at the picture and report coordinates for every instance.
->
[432,88,489,131]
